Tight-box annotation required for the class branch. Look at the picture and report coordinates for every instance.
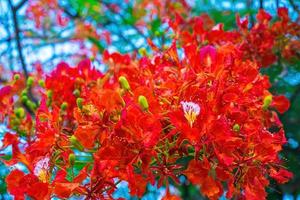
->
[58,3,80,19]
[101,1,150,41]
[259,0,263,9]
[288,0,300,15]
[58,1,147,52]
[15,0,28,10]
[8,0,28,78]
[8,0,38,108]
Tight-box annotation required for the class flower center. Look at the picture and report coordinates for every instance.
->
[34,157,50,183]
[180,101,200,127]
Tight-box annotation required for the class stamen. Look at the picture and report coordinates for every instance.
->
[34,157,50,183]
[180,101,200,127]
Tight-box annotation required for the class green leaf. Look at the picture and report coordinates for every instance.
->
[88,36,105,53]
[150,18,162,35]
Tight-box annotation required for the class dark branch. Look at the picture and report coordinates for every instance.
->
[259,0,264,9]
[15,0,28,10]
[288,0,300,14]
[58,3,80,19]
[8,0,38,108]
[101,1,150,42]
[8,0,28,78]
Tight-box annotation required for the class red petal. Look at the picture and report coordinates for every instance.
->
[6,170,25,198]
[54,182,80,198]
[272,95,290,113]
[1,132,18,150]
[270,168,293,183]
[27,182,49,200]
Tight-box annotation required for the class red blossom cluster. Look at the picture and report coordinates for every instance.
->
[0,7,299,200]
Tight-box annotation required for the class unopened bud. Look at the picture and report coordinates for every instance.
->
[69,153,76,166]
[21,95,28,103]
[138,48,147,56]
[138,95,149,111]
[61,102,68,110]
[26,101,37,110]
[14,107,25,119]
[14,74,20,80]
[47,90,53,99]
[73,89,80,97]
[70,135,84,151]
[38,80,45,88]
[118,76,130,91]
[76,98,83,109]
[21,89,28,97]
[263,95,272,110]
[233,124,240,132]
[26,77,34,87]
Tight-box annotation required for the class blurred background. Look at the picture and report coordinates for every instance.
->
[0,0,300,199]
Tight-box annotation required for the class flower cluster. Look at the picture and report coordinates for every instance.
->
[0,8,297,200]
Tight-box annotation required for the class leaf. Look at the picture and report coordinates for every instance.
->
[150,18,162,35]
[88,36,104,53]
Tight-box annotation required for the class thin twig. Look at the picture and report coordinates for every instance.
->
[8,0,28,78]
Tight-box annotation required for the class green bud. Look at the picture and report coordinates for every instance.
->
[138,95,149,111]
[21,89,28,97]
[14,74,20,80]
[47,90,53,99]
[73,89,80,97]
[26,101,37,110]
[233,124,240,132]
[21,95,28,103]
[263,95,272,110]
[138,48,147,56]
[76,98,84,109]
[69,153,76,166]
[70,135,84,151]
[38,80,45,88]
[14,107,25,119]
[118,76,131,91]
[46,99,52,107]
[61,102,68,110]
[26,77,34,87]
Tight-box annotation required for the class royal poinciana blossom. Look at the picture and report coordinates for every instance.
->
[0,8,298,200]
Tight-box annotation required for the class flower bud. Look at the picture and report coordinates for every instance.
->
[47,90,53,99]
[73,89,80,97]
[118,76,131,91]
[14,74,20,80]
[263,95,272,110]
[26,101,37,110]
[69,153,76,166]
[138,95,149,111]
[70,135,84,151]
[61,102,68,110]
[138,48,147,56]
[21,89,28,97]
[21,95,28,103]
[14,107,25,119]
[233,124,240,132]
[76,98,83,109]
[38,80,45,88]
[26,76,34,87]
